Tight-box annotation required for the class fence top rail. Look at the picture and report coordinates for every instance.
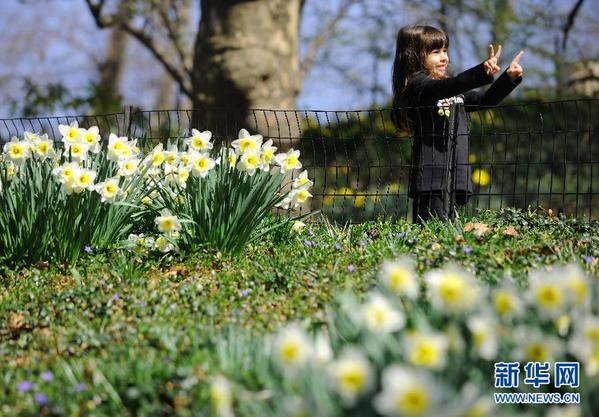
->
[1,98,597,121]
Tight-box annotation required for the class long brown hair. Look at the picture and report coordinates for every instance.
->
[391,25,449,133]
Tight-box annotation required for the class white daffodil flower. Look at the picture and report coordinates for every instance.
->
[94,177,122,203]
[210,375,234,417]
[374,365,442,417]
[155,236,175,253]
[28,133,55,161]
[154,209,182,234]
[231,128,263,155]
[289,188,313,207]
[424,264,480,314]
[328,346,373,406]
[360,292,405,334]
[274,148,302,174]
[292,169,313,190]
[107,133,133,162]
[403,331,449,370]
[190,152,216,178]
[526,268,570,320]
[3,137,31,165]
[66,142,90,162]
[71,167,97,194]
[236,151,261,176]
[259,139,277,170]
[186,129,213,152]
[467,314,499,360]
[491,281,524,320]
[80,126,101,153]
[58,121,81,145]
[512,326,563,363]
[378,257,419,300]
[273,323,312,372]
[117,158,140,177]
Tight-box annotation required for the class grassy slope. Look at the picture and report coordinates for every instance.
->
[1,208,598,415]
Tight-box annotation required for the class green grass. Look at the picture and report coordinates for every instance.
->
[1,208,598,416]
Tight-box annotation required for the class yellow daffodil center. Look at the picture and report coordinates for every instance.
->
[536,286,562,309]
[77,173,91,187]
[526,343,548,362]
[338,364,365,394]
[410,341,439,367]
[280,341,300,363]
[398,388,429,416]
[494,292,513,315]
[389,268,408,290]
[438,274,465,305]
[196,158,209,170]
[285,155,298,169]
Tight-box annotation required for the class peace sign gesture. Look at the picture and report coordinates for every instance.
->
[484,44,502,76]
[506,50,524,80]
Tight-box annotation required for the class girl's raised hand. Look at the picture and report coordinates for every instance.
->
[484,44,502,76]
[506,50,524,80]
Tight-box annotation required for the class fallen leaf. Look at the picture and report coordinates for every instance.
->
[464,222,490,237]
[454,234,465,244]
[9,312,25,333]
[503,226,519,237]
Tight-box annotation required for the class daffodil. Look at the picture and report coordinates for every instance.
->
[231,128,262,154]
[190,152,216,177]
[186,129,213,152]
[58,121,81,145]
[559,264,591,311]
[236,151,261,176]
[374,365,441,417]
[512,327,563,363]
[491,282,524,320]
[360,291,405,334]
[466,314,499,360]
[80,126,101,153]
[378,257,419,300]
[107,133,132,162]
[117,158,140,177]
[424,264,480,314]
[31,134,55,160]
[146,144,166,168]
[260,139,277,170]
[328,347,373,405]
[154,209,182,234]
[526,268,569,319]
[210,375,234,417]
[292,170,313,190]
[71,167,97,194]
[289,188,313,207]
[94,177,122,203]
[273,323,312,371]
[3,138,30,165]
[274,148,302,174]
[291,220,306,233]
[52,162,79,185]
[471,168,490,186]
[155,236,175,253]
[66,142,90,162]
[313,331,333,365]
[403,331,448,369]
[569,315,599,376]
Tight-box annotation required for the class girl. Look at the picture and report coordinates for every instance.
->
[391,25,524,224]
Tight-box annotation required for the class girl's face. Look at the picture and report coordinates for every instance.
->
[424,47,449,79]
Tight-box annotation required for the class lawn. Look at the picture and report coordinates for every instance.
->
[1,208,598,417]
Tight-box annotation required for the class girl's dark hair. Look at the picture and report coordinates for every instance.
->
[391,25,449,133]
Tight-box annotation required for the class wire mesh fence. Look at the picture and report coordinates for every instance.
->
[1,99,597,222]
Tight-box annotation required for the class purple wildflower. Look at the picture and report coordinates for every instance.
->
[112,293,120,301]
[395,232,405,239]
[583,256,593,264]
[239,289,250,297]
[334,243,341,251]
[347,264,355,273]
[83,245,93,254]
[463,246,473,254]
[358,239,366,247]
[40,371,53,382]
[17,380,34,393]
[308,228,314,236]
[303,239,312,247]
[34,393,48,406]
[72,383,86,393]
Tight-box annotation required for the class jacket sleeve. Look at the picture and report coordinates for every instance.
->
[407,63,494,105]
[464,70,522,112]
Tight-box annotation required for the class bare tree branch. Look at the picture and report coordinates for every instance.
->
[85,0,194,98]
[562,0,585,50]
[299,0,359,81]
[155,0,191,73]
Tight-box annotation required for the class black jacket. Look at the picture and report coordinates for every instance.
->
[403,63,522,197]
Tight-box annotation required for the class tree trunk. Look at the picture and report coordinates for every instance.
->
[191,0,302,137]
[95,24,128,113]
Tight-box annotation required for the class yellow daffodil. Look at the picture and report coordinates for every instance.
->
[424,264,479,314]
[328,347,373,405]
[232,128,263,154]
[273,323,312,371]
[404,331,448,370]
[378,257,419,300]
[274,148,302,174]
[186,129,213,152]
[154,209,182,234]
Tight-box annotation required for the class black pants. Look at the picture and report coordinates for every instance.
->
[412,191,469,224]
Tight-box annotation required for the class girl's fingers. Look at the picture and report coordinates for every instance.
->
[512,50,524,65]
[488,44,494,60]
[495,45,502,59]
